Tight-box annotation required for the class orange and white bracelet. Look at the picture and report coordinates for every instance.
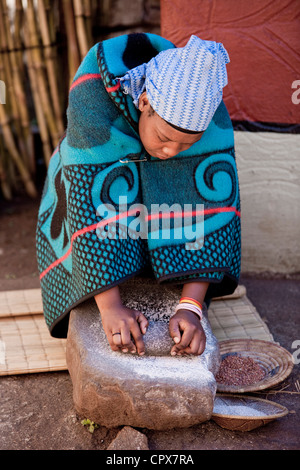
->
[180,297,203,310]
[174,296,203,321]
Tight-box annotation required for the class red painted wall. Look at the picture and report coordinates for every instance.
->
[161,0,300,124]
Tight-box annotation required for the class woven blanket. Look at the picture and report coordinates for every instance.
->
[36,33,241,338]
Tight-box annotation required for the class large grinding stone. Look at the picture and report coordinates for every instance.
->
[66,277,220,430]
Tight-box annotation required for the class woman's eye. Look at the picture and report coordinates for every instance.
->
[158,134,169,143]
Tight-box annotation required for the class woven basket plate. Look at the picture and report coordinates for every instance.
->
[212,394,289,431]
[216,339,294,393]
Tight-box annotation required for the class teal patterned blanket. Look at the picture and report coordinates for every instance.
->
[36,33,241,338]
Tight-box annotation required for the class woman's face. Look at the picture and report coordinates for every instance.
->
[138,92,203,160]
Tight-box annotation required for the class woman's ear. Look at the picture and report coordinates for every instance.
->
[138,91,149,112]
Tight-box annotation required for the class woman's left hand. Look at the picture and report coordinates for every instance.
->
[169,309,206,356]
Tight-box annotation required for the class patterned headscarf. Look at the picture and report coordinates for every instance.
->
[119,35,230,132]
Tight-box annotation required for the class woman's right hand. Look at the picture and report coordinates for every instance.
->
[99,305,149,355]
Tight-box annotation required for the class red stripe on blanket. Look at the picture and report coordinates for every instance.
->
[50,147,59,159]
[69,73,102,92]
[40,206,240,279]
[40,208,139,280]
[69,73,120,93]
[145,206,241,221]
[105,81,121,93]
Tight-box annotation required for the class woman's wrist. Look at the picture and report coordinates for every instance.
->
[174,307,202,323]
[181,281,209,306]
[173,281,210,321]
[94,286,123,315]
[175,302,203,321]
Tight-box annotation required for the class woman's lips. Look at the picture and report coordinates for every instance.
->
[146,149,169,159]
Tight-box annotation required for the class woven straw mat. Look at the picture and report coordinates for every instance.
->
[0,286,273,376]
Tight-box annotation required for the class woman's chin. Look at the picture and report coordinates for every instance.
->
[154,153,169,160]
[145,148,169,160]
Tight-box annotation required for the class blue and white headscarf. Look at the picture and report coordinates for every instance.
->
[119,35,230,132]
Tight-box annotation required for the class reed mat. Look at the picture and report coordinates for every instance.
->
[0,286,273,376]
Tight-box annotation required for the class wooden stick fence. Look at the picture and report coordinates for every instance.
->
[0,0,95,199]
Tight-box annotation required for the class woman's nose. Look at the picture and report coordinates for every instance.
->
[162,143,181,158]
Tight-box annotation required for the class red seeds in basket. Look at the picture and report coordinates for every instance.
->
[216,355,266,386]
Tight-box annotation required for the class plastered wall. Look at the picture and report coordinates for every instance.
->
[235,132,300,273]
[161,0,300,274]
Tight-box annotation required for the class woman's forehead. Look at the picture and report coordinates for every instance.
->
[155,114,203,144]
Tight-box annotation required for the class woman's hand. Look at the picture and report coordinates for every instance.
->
[169,308,206,356]
[100,305,149,355]
[95,287,148,355]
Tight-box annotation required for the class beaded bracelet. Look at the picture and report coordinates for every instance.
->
[174,302,203,321]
